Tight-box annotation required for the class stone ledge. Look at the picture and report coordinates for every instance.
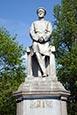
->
[13,77,70,97]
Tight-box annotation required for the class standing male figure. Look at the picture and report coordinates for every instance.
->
[29,8,54,77]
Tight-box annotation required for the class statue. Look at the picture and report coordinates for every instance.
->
[27,8,56,79]
[13,8,69,115]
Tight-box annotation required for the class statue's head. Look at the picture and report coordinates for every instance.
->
[37,8,46,18]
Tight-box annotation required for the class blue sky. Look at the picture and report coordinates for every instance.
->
[0,0,61,48]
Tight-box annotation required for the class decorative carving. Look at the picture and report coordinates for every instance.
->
[30,100,53,108]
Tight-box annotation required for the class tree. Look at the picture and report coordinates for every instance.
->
[0,27,26,115]
[52,0,77,114]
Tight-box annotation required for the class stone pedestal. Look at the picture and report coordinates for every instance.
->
[13,77,70,115]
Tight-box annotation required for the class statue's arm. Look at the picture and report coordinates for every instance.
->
[44,22,52,42]
[30,23,39,42]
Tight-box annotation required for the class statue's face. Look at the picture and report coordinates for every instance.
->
[38,11,45,18]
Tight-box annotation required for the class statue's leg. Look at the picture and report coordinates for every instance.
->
[38,66,42,77]
[35,52,47,77]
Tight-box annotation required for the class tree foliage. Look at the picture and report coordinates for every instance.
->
[0,27,25,115]
[52,0,77,114]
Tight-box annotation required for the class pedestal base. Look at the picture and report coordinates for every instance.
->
[13,77,70,115]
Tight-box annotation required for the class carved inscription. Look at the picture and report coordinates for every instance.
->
[30,100,53,108]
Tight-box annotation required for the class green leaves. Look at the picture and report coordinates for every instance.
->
[53,0,77,114]
[0,27,25,115]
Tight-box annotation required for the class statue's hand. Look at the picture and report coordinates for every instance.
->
[38,37,44,43]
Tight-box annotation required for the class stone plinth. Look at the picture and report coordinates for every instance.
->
[13,77,70,115]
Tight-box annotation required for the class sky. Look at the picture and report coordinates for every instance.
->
[0,0,61,48]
